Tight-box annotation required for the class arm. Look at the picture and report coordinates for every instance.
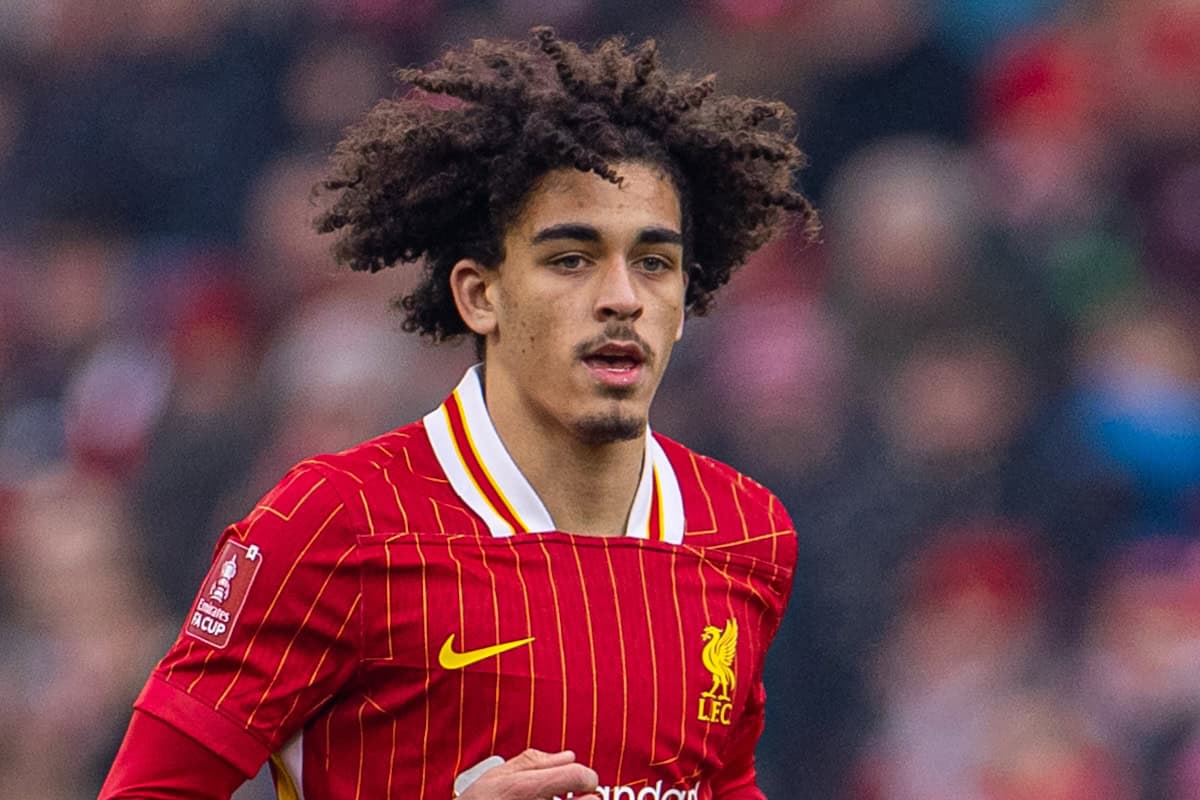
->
[101,465,359,795]
[98,710,247,799]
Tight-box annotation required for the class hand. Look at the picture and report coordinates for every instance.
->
[455,748,600,800]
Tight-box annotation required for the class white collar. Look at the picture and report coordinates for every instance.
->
[423,365,684,542]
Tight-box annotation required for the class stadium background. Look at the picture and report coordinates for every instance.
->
[1,0,1199,797]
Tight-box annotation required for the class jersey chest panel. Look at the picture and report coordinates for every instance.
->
[333,532,782,798]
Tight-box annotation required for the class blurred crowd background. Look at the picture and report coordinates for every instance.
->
[1,0,1199,798]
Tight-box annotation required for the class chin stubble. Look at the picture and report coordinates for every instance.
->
[574,414,645,445]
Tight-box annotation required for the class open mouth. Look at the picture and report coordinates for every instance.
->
[581,342,647,385]
[583,353,643,371]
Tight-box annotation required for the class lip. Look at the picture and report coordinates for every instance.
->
[583,359,645,388]
[586,341,646,362]
[580,340,647,388]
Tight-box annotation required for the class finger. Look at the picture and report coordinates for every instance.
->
[504,762,598,798]
[457,749,599,800]
[497,748,579,773]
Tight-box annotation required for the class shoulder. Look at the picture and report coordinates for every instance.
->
[654,433,796,564]
[298,418,429,480]
[246,419,443,541]
[293,419,437,498]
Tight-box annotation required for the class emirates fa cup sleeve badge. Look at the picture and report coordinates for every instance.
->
[209,554,238,603]
[187,542,263,648]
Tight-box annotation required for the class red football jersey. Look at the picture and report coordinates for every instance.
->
[135,367,797,799]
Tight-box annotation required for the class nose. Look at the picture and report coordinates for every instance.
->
[594,259,642,321]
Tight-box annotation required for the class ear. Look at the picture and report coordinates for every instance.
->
[449,259,498,337]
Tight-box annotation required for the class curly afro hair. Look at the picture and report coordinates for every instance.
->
[317,27,818,342]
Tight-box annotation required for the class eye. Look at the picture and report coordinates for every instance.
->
[638,255,672,273]
[551,254,588,270]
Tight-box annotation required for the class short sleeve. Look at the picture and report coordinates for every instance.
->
[134,465,361,777]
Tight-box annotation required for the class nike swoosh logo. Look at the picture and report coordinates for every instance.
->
[437,633,535,670]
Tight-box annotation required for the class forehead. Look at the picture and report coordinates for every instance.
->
[508,162,682,239]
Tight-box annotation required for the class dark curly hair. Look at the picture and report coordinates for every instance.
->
[316,27,818,342]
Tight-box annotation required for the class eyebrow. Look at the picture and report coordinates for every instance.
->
[530,223,683,247]
[636,226,684,247]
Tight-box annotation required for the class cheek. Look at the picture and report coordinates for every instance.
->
[505,303,562,360]
[675,287,687,339]
[497,285,533,354]
[655,293,686,343]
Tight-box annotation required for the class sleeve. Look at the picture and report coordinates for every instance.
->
[132,464,361,777]
[98,710,246,799]
[707,680,767,800]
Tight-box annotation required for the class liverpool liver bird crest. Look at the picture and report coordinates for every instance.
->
[700,618,737,701]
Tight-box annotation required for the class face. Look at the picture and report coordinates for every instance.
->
[455,161,687,445]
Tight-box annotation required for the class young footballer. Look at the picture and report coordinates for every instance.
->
[101,27,818,800]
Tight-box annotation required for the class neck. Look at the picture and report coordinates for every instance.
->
[483,370,645,537]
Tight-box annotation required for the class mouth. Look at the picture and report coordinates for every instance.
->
[580,341,647,388]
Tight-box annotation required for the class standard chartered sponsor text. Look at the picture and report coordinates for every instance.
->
[556,780,700,799]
